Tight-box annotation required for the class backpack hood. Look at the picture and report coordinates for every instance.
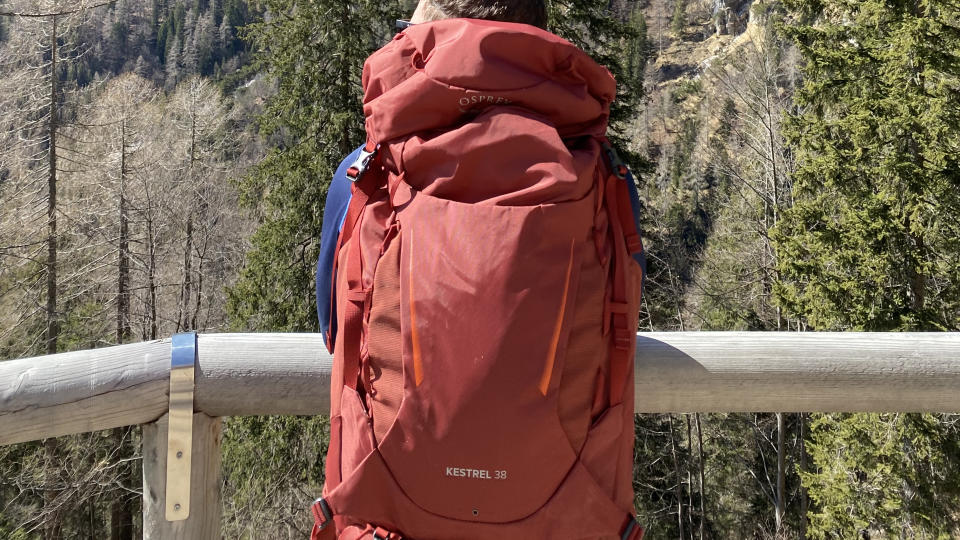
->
[361,18,616,143]
[360,19,616,205]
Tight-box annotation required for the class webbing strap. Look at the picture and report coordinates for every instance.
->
[328,141,380,346]
[616,176,644,256]
[621,516,645,540]
[601,141,643,258]
[604,172,633,407]
[335,149,384,393]
[597,138,643,407]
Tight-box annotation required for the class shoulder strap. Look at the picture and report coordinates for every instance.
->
[335,142,385,394]
[598,139,644,407]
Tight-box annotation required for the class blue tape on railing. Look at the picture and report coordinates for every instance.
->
[171,332,197,369]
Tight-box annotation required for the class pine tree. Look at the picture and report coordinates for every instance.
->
[227,0,401,331]
[547,0,647,163]
[775,0,960,332]
[164,35,181,89]
[671,0,686,37]
[625,4,650,87]
[775,1,960,536]
[222,0,402,533]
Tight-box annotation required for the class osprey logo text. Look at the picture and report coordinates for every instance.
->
[445,467,508,480]
[458,94,514,112]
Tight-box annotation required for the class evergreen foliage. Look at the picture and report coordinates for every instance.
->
[671,0,687,36]
[776,1,960,536]
[625,4,651,86]
[51,0,261,91]
[775,0,960,332]
[227,0,401,332]
[547,0,648,165]
[801,413,960,538]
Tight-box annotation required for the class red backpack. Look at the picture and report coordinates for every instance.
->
[313,19,645,540]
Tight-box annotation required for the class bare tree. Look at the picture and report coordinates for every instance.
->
[66,72,160,540]
[699,31,797,535]
[0,3,114,538]
[164,76,233,332]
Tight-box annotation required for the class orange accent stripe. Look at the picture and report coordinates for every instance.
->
[409,231,424,387]
[539,238,577,396]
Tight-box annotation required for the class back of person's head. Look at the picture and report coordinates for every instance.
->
[418,0,548,30]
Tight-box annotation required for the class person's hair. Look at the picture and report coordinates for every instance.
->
[429,0,548,29]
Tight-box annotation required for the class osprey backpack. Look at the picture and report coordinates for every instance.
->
[313,19,645,540]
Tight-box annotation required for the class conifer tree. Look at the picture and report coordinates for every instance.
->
[222,1,402,533]
[227,0,401,331]
[547,0,647,162]
[775,1,960,536]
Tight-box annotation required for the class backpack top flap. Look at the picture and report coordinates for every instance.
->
[361,19,616,206]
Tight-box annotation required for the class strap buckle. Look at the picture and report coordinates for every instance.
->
[621,517,644,540]
[311,497,333,531]
[624,232,644,255]
[373,526,402,540]
[346,146,379,182]
[602,143,628,180]
[610,310,632,351]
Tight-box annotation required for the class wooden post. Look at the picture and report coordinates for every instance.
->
[142,413,221,539]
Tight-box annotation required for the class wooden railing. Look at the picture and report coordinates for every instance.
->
[2,332,960,538]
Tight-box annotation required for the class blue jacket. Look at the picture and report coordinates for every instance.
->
[316,146,646,351]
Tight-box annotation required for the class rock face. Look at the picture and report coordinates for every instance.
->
[713,0,753,35]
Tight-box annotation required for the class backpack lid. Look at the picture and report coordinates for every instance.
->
[359,19,617,205]
[361,18,616,144]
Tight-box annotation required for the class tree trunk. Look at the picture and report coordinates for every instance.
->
[696,413,705,540]
[776,412,786,535]
[44,15,61,540]
[685,415,695,536]
[118,121,131,344]
[178,114,198,331]
[46,14,59,358]
[109,429,134,540]
[800,413,808,539]
[191,195,207,330]
[178,215,193,331]
[148,215,158,340]
[112,121,134,540]
[669,414,686,539]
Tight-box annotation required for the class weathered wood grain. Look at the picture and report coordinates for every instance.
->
[194,333,330,417]
[0,334,331,445]
[637,332,960,413]
[143,413,221,540]
[0,340,171,445]
[3,332,960,446]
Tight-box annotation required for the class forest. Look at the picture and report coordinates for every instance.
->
[0,0,959,538]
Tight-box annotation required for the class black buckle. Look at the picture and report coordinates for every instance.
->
[313,497,333,530]
[621,517,642,540]
[603,143,628,180]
